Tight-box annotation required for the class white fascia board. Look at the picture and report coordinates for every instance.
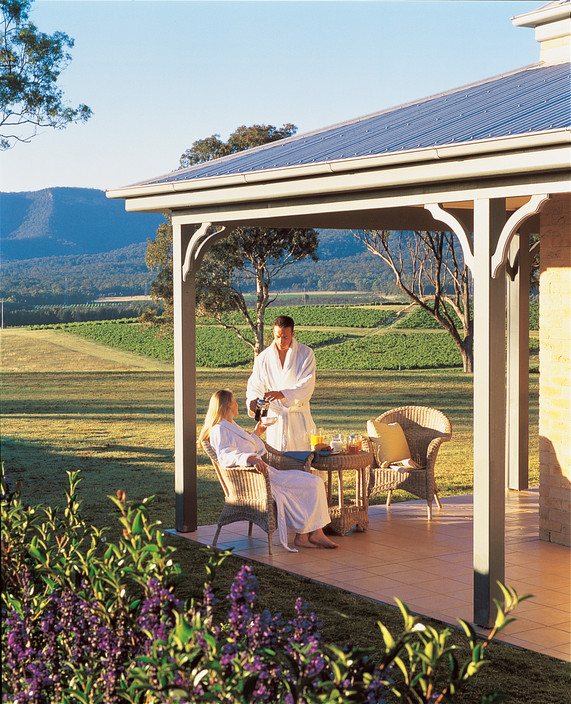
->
[535,17,571,41]
[166,175,571,228]
[118,141,571,215]
[106,130,570,203]
[512,4,571,28]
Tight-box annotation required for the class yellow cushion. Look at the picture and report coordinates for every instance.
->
[366,420,411,464]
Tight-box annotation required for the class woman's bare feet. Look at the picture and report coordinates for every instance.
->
[308,529,339,549]
[294,529,339,549]
[294,534,322,549]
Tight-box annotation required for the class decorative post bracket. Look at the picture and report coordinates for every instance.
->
[491,195,549,279]
[424,203,474,273]
[182,222,232,281]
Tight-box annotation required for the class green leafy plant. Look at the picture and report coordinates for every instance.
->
[1,465,181,702]
[2,464,531,703]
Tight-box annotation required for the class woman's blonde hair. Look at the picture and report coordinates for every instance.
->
[198,389,235,445]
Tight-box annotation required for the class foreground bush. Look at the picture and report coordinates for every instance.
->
[1,466,528,703]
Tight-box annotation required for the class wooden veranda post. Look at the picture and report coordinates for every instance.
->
[473,198,507,628]
[506,230,530,490]
[173,219,198,532]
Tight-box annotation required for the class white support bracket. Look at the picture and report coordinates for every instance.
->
[182,222,230,281]
[424,203,474,273]
[491,194,550,279]
[505,245,520,282]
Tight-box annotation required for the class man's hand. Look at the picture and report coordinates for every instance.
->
[264,390,285,402]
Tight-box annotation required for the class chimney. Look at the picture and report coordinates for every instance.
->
[512,0,571,64]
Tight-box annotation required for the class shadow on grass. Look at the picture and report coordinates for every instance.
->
[1,436,223,532]
[6,403,174,418]
[309,370,475,434]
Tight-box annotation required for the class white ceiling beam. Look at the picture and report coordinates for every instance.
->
[154,174,570,229]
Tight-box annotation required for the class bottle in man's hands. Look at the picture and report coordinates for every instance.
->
[254,398,270,422]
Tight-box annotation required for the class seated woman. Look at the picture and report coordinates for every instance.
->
[199,389,338,551]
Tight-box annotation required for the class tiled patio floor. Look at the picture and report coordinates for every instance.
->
[174,488,570,661]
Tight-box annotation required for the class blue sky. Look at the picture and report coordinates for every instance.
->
[2,0,541,193]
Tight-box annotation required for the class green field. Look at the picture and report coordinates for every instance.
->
[29,302,539,371]
[1,324,540,535]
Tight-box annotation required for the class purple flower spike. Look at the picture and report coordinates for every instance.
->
[226,564,259,640]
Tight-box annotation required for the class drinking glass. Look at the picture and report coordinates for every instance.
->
[310,427,324,448]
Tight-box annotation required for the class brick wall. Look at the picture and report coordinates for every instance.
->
[539,193,571,546]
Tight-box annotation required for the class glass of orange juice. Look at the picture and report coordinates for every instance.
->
[310,427,324,449]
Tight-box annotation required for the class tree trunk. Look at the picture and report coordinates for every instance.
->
[461,348,473,373]
[460,335,473,373]
[254,326,264,357]
[253,265,269,357]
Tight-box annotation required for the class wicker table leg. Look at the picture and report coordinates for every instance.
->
[311,451,372,535]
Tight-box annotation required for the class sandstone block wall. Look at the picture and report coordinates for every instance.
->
[539,193,570,546]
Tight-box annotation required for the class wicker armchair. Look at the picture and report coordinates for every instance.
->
[364,406,452,520]
[201,439,313,554]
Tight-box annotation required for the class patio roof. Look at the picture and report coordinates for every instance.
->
[107,56,569,232]
[112,62,570,196]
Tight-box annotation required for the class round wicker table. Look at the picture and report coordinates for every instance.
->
[310,450,373,535]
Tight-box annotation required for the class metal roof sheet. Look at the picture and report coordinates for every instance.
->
[139,62,571,188]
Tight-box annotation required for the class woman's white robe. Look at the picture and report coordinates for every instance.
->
[209,419,330,552]
[246,338,316,451]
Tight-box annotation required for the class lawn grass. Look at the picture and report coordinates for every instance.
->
[2,363,539,524]
[1,328,564,704]
[0,326,539,550]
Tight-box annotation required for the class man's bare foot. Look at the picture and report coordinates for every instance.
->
[294,534,322,549]
[308,530,339,549]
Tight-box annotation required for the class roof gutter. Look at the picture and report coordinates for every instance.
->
[106,129,570,203]
[107,129,571,212]
[106,128,571,199]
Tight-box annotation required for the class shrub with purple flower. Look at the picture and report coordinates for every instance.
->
[1,464,530,704]
[1,468,183,703]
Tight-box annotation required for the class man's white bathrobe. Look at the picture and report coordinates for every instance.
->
[209,419,330,552]
[246,338,316,451]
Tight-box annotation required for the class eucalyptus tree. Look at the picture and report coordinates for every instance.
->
[0,0,92,149]
[179,123,297,167]
[196,225,318,356]
[145,123,319,355]
[354,229,474,372]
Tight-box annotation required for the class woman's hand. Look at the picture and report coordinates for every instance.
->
[254,421,267,437]
[247,455,268,473]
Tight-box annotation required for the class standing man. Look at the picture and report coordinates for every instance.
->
[246,315,316,451]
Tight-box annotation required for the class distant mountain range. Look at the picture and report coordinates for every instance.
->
[1,187,163,260]
[0,187,401,304]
